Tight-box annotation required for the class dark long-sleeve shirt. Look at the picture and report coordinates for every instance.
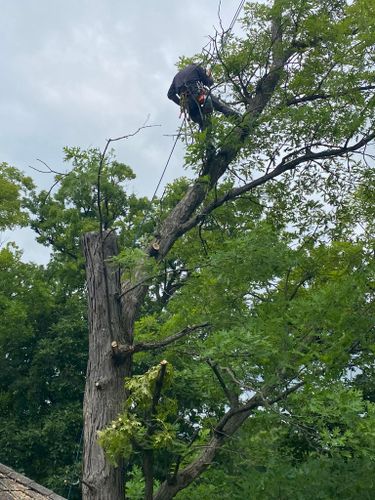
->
[167,64,214,105]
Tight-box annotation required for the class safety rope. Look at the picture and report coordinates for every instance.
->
[133,119,185,245]
[203,0,246,65]
[150,120,185,204]
[228,0,246,33]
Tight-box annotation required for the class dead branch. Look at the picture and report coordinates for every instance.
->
[97,120,161,233]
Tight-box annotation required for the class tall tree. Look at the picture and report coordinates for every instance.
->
[85,0,375,498]
[28,1,375,498]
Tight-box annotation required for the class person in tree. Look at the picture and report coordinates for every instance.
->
[167,63,239,129]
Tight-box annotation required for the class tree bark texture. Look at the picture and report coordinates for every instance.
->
[82,231,130,500]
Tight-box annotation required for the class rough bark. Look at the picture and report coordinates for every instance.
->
[82,231,130,500]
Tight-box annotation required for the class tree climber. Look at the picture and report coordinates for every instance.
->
[167,63,239,130]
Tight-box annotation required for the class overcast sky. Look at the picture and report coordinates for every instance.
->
[1,0,241,263]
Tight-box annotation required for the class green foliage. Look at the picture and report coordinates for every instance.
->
[114,247,159,283]
[0,245,86,499]
[98,362,179,466]
[26,146,150,286]
[126,466,161,500]
[177,385,375,500]
[0,162,34,229]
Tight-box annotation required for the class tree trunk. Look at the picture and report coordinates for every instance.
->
[82,231,130,500]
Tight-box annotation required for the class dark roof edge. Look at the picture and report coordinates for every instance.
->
[0,463,67,499]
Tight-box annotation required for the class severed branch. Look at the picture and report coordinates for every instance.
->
[144,360,169,500]
[111,323,210,361]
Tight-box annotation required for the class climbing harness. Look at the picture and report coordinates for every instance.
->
[179,82,213,129]
[197,82,208,105]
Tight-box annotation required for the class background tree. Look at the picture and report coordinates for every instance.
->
[0,162,33,230]
[0,163,86,497]
[0,151,149,498]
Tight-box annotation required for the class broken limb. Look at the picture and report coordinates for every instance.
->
[144,360,169,500]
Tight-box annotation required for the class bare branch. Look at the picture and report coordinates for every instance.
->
[28,160,65,176]
[105,122,161,145]
[29,159,72,204]
[36,158,65,175]
[97,121,161,233]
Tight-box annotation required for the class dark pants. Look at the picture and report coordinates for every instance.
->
[182,86,239,130]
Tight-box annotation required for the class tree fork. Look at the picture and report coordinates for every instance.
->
[82,231,131,500]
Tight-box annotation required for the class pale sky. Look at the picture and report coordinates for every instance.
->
[1,0,242,263]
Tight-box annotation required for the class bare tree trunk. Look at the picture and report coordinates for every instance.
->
[82,231,130,500]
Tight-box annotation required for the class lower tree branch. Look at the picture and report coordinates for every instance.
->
[154,381,303,500]
[111,323,210,361]
[286,85,375,106]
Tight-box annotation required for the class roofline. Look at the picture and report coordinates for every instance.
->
[0,463,67,499]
